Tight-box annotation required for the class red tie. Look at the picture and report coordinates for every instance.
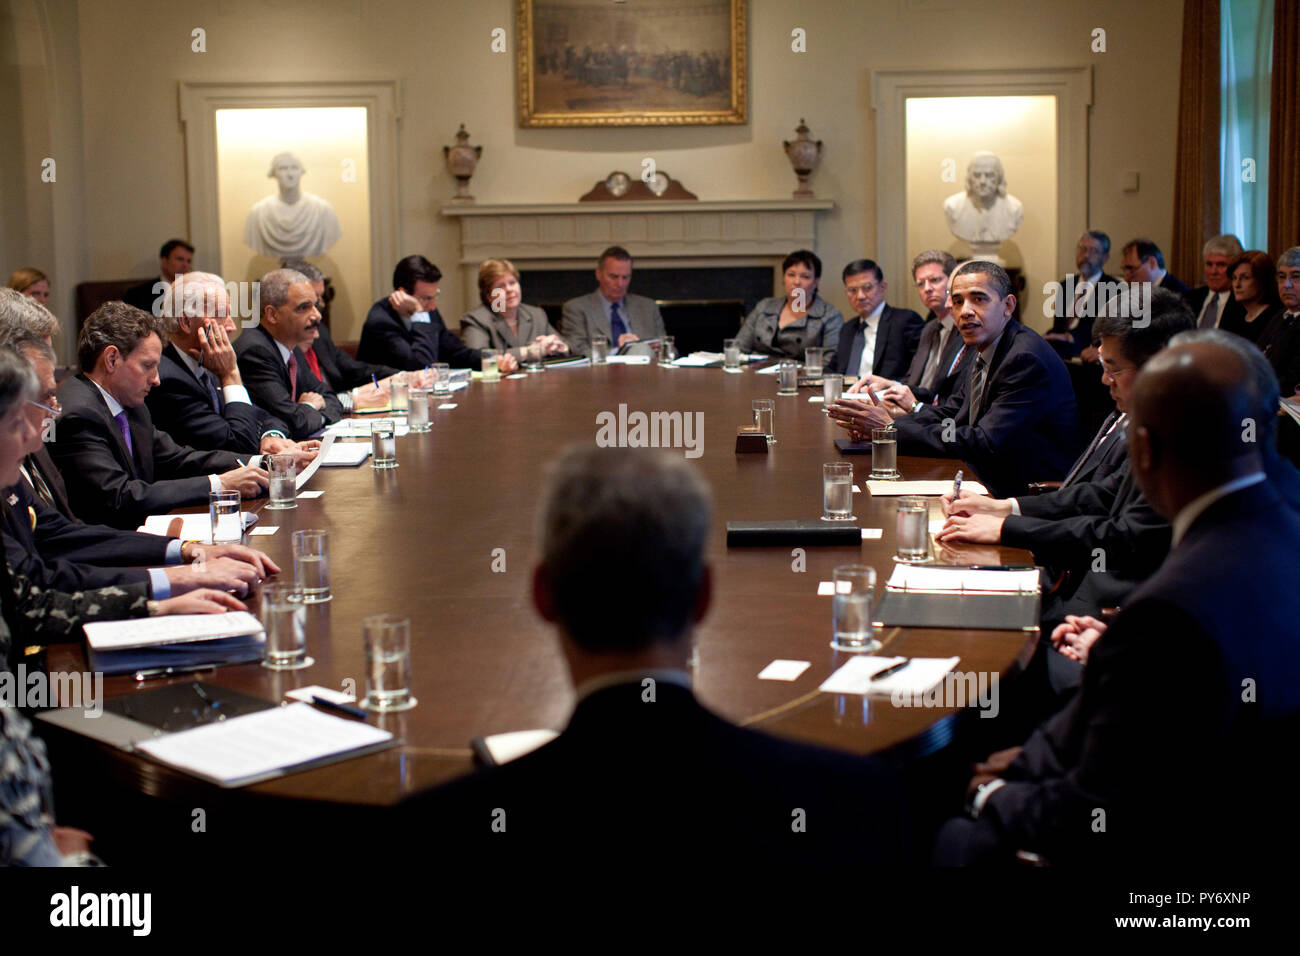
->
[287,352,299,401]
[304,346,323,382]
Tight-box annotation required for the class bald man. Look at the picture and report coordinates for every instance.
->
[936,341,1300,867]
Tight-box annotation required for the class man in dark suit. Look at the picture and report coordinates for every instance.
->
[49,302,267,529]
[1183,233,1243,329]
[1118,238,1188,296]
[122,239,193,315]
[558,246,667,356]
[829,259,923,379]
[936,340,1300,866]
[147,272,320,464]
[390,446,906,865]
[357,255,515,373]
[234,269,343,440]
[1044,230,1120,360]
[830,261,1079,499]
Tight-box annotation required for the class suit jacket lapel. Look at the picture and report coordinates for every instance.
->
[974,323,1019,420]
[126,408,153,481]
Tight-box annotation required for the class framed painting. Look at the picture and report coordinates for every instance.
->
[517,0,748,127]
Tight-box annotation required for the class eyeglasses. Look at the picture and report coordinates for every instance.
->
[28,398,61,419]
[1100,363,1137,382]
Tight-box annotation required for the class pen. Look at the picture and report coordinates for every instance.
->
[952,469,963,498]
[372,373,379,388]
[870,660,910,681]
[133,663,217,682]
[311,695,368,720]
[236,458,247,467]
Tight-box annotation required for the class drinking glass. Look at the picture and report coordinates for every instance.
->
[822,462,855,521]
[362,615,417,712]
[524,345,545,373]
[408,388,431,432]
[822,373,844,406]
[430,363,451,395]
[870,426,899,479]
[208,490,241,545]
[390,374,409,412]
[752,398,775,444]
[777,359,799,396]
[260,583,311,670]
[723,337,741,372]
[372,419,398,469]
[659,335,677,366]
[896,496,931,563]
[481,348,501,383]
[266,454,296,510]
[292,529,332,603]
[590,339,609,364]
[831,565,879,652]
[804,347,826,378]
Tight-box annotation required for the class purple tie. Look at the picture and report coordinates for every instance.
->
[609,301,629,345]
[113,410,135,459]
[287,352,299,401]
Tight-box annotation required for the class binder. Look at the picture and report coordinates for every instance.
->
[874,565,1042,631]
[726,519,861,546]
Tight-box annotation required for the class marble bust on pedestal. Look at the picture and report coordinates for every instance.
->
[243,152,341,258]
[943,151,1023,260]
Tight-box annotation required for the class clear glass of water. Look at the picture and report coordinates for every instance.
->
[723,337,741,372]
[804,347,826,378]
[266,454,296,510]
[431,362,451,395]
[659,335,677,366]
[822,462,855,521]
[371,419,398,469]
[777,359,799,395]
[896,496,931,563]
[260,582,311,670]
[831,565,879,652]
[822,373,844,407]
[408,388,431,432]
[208,490,241,544]
[524,345,545,373]
[390,375,409,412]
[870,425,899,479]
[590,339,609,364]
[752,398,775,444]
[362,614,417,712]
[481,348,501,383]
[292,529,332,603]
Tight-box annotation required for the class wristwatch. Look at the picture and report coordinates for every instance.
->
[967,778,1007,818]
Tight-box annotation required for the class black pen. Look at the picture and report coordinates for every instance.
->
[311,695,368,719]
[133,663,217,682]
[870,660,910,681]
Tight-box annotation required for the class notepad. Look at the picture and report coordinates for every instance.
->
[137,512,257,542]
[135,702,395,787]
[886,564,1040,593]
[819,655,961,696]
[321,442,371,466]
[864,480,988,496]
[83,611,266,675]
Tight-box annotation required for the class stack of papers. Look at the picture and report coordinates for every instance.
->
[325,420,411,438]
[321,442,371,467]
[137,512,257,542]
[886,565,1040,593]
[865,480,988,496]
[819,655,961,696]
[83,611,266,674]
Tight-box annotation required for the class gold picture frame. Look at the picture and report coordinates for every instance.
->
[517,0,748,127]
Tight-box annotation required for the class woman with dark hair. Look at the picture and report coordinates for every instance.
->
[1220,250,1281,344]
[733,249,844,361]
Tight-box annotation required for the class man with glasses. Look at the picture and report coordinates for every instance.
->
[1117,238,1188,295]
[829,259,923,379]
[1044,230,1118,361]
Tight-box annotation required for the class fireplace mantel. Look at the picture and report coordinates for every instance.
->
[440,199,829,312]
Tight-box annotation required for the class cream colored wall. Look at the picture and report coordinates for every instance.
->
[6,0,1184,347]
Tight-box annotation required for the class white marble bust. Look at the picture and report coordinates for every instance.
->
[943,152,1024,258]
[243,152,341,258]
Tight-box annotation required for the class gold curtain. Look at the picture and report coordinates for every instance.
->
[1172,0,1220,283]
[1268,0,1299,255]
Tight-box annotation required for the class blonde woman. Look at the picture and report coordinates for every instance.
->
[460,259,568,364]
[7,267,49,306]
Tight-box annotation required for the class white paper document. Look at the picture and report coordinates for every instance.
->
[479,729,559,765]
[887,565,1040,593]
[758,660,811,681]
[293,432,332,489]
[1282,398,1300,426]
[819,655,961,696]
[865,480,988,496]
[135,702,394,787]
[860,528,883,539]
[84,611,264,651]
[285,685,356,705]
[606,355,651,365]
[137,512,256,543]
[321,442,371,466]
[326,420,411,438]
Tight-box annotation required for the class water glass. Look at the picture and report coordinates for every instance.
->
[372,419,398,469]
[659,335,677,366]
[266,454,296,510]
[408,388,431,432]
[362,615,417,712]
[481,348,501,383]
[804,347,827,378]
[723,337,741,372]
[292,529,331,603]
[822,462,855,521]
[870,426,899,479]
[752,398,775,444]
[831,565,879,652]
[822,373,844,406]
[777,359,798,395]
[896,496,931,563]
[208,490,241,545]
[524,346,545,373]
[430,362,451,395]
[590,339,609,364]
[390,375,409,412]
[260,583,311,670]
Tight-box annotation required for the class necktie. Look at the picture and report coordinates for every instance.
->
[304,345,324,382]
[1061,411,1122,487]
[1199,293,1220,329]
[1070,280,1089,329]
[26,461,56,510]
[199,368,221,412]
[921,324,950,390]
[609,302,629,345]
[114,410,135,460]
[287,351,299,401]
[968,355,987,425]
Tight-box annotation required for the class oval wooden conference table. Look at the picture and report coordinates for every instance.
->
[46,359,1038,823]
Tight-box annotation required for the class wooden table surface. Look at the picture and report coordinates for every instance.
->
[47,360,1037,810]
